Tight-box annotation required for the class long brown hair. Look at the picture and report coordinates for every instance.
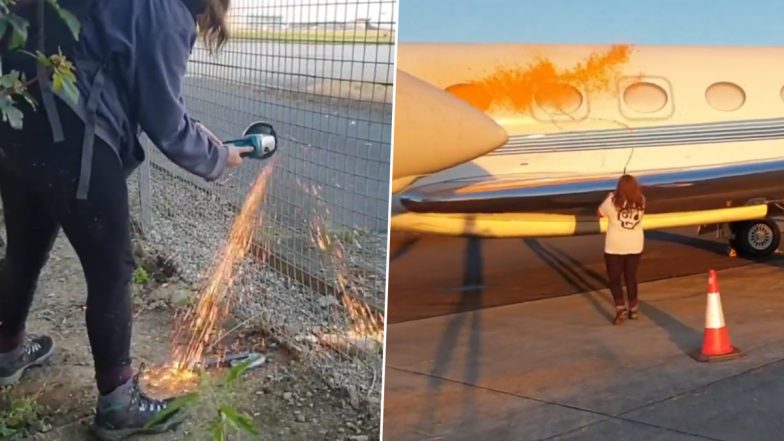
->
[612,174,645,211]
[197,0,231,53]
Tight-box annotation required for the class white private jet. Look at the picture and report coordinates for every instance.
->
[391,43,784,257]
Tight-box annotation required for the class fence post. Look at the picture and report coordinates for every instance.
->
[138,138,153,233]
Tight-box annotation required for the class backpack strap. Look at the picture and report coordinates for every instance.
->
[76,65,105,200]
[37,67,64,142]
[75,64,105,200]
[34,0,64,143]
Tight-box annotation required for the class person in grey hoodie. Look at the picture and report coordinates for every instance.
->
[0,0,250,438]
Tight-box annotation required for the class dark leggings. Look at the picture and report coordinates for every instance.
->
[604,253,642,310]
[0,97,134,393]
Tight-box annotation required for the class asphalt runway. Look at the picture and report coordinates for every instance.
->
[387,226,784,323]
[189,40,395,88]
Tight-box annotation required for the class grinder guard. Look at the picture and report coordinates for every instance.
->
[224,122,278,159]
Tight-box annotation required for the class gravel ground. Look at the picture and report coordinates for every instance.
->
[0,230,382,440]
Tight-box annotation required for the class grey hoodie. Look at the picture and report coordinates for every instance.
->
[65,0,228,181]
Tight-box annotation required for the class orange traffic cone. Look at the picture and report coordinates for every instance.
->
[692,269,742,362]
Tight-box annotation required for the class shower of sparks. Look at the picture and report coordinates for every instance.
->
[142,366,200,398]
[144,142,384,393]
[143,161,277,394]
[172,164,275,371]
[300,180,384,347]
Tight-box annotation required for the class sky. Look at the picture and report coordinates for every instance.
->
[399,0,784,45]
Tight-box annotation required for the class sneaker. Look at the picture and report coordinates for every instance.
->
[0,335,54,386]
[628,308,639,320]
[92,373,188,441]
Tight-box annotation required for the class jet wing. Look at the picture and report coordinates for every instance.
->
[401,158,784,215]
[389,205,769,238]
[391,159,784,237]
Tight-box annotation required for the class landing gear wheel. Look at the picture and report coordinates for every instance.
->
[732,219,781,257]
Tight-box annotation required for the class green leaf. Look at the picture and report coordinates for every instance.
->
[1,101,24,129]
[143,392,200,429]
[226,358,255,388]
[0,72,21,88]
[210,420,225,441]
[52,72,62,91]
[5,14,28,50]
[19,50,51,67]
[59,77,79,105]
[219,405,259,436]
[58,65,76,83]
[45,0,80,40]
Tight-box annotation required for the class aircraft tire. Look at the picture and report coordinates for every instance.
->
[733,219,781,257]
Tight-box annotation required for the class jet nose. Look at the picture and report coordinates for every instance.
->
[392,70,508,191]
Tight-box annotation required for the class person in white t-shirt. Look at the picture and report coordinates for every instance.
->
[598,174,646,325]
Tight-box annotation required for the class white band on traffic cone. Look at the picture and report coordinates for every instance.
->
[705,292,726,329]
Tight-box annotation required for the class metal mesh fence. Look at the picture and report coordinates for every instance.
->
[127,0,395,402]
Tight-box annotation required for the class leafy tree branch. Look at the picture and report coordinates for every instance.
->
[0,0,79,129]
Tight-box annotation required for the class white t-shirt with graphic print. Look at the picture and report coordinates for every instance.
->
[599,192,645,255]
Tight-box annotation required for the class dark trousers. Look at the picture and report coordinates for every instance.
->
[604,253,642,310]
[0,97,134,381]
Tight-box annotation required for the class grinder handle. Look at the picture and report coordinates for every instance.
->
[224,137,258,159]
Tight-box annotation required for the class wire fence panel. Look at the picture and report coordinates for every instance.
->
[128,0,394,404]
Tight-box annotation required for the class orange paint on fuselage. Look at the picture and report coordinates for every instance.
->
[446,44,633,114]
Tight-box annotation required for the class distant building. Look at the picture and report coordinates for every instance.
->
[243,14,285,30]
[230,11,395,35]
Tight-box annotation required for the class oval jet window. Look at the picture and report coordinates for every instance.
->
[705,82,745,111]
[534,83,583,115]
[623,82,668,113]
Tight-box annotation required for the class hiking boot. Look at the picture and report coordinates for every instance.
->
[0,335,54,386]
[92,373,188,441]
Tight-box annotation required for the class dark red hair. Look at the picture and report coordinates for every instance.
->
[613,174,645,211]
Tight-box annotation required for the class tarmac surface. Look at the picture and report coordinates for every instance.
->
[387,227,779,323]
[383,260,784,440]
[383,232,784,441]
